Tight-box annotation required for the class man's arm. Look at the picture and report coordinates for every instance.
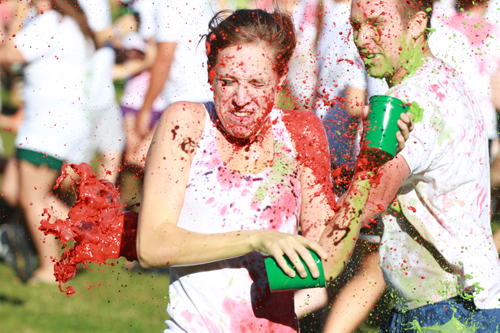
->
[318,156,410,281]
[362,155,411,224]
[136,41,177,137]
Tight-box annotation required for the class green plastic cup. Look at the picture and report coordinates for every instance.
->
[265,249,326,292]
[363,95,409,163]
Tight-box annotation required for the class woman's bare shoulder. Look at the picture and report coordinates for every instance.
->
[158,101,207,139]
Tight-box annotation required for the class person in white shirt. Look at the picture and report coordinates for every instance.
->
[135,0,219,151]
[77,0,133,183]
[0,0,94,284]
[119,1,167,169]
[350,0,500,330]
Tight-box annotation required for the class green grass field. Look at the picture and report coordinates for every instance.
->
[0,260,170,332]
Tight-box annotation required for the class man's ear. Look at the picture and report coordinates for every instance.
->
[408,11,428,40]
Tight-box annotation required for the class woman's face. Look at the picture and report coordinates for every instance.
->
[211,43,283,140]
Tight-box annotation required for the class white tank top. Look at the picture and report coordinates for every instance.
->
[165,103,301,332]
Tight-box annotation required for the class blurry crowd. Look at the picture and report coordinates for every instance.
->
[0,0,498,331]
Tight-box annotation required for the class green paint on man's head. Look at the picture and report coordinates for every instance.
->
[351,0,433,86]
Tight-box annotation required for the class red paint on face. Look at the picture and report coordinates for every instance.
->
[39,163,137,296]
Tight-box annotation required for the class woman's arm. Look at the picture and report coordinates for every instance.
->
[0,27,25,65]
[137,102,326,276]
[112,42,157,80]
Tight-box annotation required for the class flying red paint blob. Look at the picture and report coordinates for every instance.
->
[39,163,137,297]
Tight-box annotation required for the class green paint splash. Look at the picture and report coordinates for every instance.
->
[409,316,476,332]
[407,101,424,123]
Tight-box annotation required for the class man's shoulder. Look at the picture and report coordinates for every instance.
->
[389,58,462,101]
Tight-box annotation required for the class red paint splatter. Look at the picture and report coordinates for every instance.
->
[282,110,339,212]
[430,84,446,103]
[337,58,354,65]
[39,163,137,296]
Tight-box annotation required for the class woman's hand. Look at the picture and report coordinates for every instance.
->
[252,230,327,279]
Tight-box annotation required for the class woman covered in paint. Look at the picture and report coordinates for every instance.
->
[137,9,411,332]
[0,0,94,284]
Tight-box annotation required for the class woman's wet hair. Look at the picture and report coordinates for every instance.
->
[203,9,296,79]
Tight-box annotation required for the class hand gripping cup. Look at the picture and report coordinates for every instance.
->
[363,95,409,163]
[264,249,326,292]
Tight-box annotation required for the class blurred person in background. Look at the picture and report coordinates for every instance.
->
[0,0,36,283]
[118,0,167,171]
[77,0,138,183]
[0,0,96,284]
[447,0,500,254]
[285,0,320,111]
[134,0,220,168]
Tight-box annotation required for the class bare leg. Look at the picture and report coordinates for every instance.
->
[125,117,156,169]
[323,248,386,333]
[19,160,68,283]
[124,115,156,169]
[2,157,20,207]
[98,150,123,184]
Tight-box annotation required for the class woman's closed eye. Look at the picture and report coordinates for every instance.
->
[219,78,235,86]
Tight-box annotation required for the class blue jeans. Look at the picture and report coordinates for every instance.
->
[380,296,500,332]
[317,90,360,170]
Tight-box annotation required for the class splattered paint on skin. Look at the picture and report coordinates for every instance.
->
[39,163,137,297]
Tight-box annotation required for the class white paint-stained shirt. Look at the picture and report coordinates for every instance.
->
[447,12,500,140]
[166,103,301,332]
[380,57,500,310]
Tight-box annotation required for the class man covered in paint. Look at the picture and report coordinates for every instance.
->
[350,0,500,331]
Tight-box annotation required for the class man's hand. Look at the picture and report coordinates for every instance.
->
[395,112,414,154]
[362,106,414,155]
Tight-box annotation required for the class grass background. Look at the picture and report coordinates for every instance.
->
[0,259,169,332]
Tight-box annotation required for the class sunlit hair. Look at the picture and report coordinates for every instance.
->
[455,0,485,10]
[203,9,296,79]
[397,0,433,36]
[50,0,97,46]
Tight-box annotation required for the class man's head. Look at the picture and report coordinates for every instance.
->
[350,0,432,84]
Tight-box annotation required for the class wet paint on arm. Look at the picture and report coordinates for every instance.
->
[282,110,338,241]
